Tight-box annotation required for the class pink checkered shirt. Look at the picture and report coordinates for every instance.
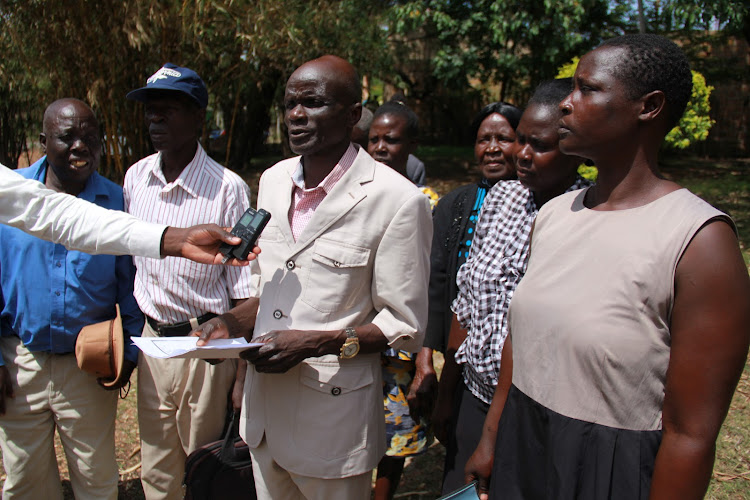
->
[288,143,358,241]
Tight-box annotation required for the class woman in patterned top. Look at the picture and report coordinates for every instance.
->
[433,79,592,495]
[367,98,434,500]
[408,103,523,437]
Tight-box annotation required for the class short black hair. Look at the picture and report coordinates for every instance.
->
[373,97,419,139]
[599,33,692,129]
[528,78,573,108]
[470,102,523,142]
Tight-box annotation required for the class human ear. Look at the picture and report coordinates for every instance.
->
[638,90,666,124]
[407,137,418,155]
[348,102,362,129]
[39,133,47,154]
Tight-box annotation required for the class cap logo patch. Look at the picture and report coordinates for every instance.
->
[147,67,182,84]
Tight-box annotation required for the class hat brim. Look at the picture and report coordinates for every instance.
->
[100,311,125,389]
[75,307,125,389]
[126,86,205,108]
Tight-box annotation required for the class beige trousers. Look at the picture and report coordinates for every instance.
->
[0,336,119,500]
[137,322,236,500]
[250,436,372,500]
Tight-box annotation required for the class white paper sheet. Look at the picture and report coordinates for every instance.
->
[132,336,263,359]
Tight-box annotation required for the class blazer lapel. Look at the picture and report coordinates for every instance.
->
[258,160,296,249]
[291,148,374,253]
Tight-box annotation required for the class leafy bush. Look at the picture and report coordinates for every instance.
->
[665,71,715,149]
[577,164,598,181]
[556,57,580,79]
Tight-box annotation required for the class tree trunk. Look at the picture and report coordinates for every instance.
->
[637,0,647,33]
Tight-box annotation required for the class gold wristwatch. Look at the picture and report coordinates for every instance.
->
[339,327,360,359]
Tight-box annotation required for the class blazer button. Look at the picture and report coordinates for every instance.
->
[273,309,283,319]
[331,387,342,396]
[286,260,295,270]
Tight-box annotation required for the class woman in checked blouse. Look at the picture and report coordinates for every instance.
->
[432,79,591,495]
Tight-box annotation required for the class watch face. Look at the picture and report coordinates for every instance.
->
[342,341,359,358]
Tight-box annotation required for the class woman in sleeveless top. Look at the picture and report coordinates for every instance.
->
[464,34,750,500]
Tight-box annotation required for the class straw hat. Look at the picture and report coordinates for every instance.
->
[75,306,124,388]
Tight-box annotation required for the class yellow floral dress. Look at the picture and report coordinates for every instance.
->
[381,186,438,457]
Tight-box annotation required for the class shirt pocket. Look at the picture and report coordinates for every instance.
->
[302,238,371,313]
[294,361,374,460]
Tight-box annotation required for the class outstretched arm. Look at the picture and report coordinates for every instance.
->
[1,164,254,263]
[650,220,750,499]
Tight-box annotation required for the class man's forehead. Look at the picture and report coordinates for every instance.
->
[287,66,334,90]
[47,105,97,130]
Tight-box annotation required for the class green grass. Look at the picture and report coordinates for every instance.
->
[660,156,750,265]
[707,363,750,498]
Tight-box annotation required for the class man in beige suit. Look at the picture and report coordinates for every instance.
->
[195,55,432,499]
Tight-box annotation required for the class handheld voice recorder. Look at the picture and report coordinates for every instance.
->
[220,207,271,263]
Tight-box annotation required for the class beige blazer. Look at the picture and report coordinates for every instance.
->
[240,146,432,478]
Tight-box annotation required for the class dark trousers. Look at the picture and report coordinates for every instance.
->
[441,379,490,495]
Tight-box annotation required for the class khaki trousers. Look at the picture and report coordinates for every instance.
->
[0,336,118,500]
[250,436,372,500]
[137,322,236,500]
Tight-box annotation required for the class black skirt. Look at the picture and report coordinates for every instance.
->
[490,385,662,499]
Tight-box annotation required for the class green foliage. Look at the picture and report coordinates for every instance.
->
[556,57,580,79]
[387,0,620,104]
[0,0,391,176]
[577,164,598,181]
[665,70,715,149]
[636,1,749,43]
[0,0,740,171]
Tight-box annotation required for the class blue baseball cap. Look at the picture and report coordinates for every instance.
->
[126,63,208,108]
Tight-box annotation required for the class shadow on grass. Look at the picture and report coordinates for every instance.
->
[395,442,446,499]
[661,156,750,262]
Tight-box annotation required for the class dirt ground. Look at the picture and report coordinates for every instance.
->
[45,362,448,500]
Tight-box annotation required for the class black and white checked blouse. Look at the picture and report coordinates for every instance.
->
[452,177,591,404]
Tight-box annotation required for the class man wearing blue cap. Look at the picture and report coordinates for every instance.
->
[124,63,255,500]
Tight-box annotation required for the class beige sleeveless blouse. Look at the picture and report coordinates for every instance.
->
[510,188,732,431]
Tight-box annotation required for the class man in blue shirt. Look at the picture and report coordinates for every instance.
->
[0,98,143,500]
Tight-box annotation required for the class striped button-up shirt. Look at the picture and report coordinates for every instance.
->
[123,143,255,323]
[288,143,358,241]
